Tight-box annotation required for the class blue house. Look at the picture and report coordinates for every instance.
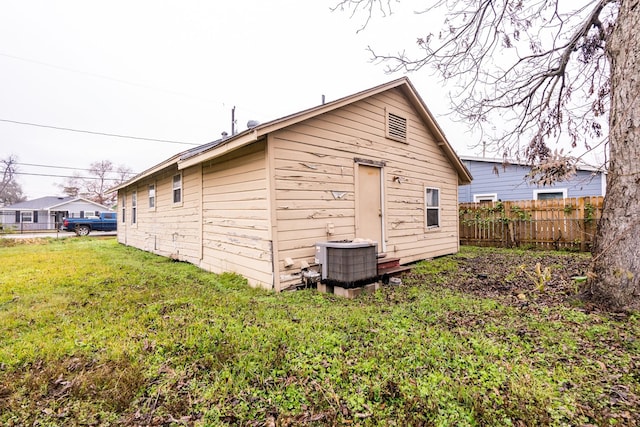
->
[459,157,606,203]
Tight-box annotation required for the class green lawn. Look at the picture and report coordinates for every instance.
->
[0,237,638,426]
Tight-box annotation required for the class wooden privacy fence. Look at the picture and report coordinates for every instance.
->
[459,196,604,251]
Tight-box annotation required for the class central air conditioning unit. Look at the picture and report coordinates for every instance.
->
[315,240,378,288]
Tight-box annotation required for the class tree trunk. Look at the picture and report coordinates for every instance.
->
[585,0,640,311]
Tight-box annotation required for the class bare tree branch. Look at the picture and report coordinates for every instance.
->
[0,155,26,206]
[330,0,394,32]
[0,155,17,194]
[59,160,132,207]
[337,0,617,177]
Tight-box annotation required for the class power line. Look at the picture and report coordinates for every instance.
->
[0,118,201,146]
[16,162,138,176]
[13,171,128,181]
[0,52,265,136]
[0,51,219,105]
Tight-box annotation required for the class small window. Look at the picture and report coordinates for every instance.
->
[121,195,126,223]
[385,108,408,143]
[173,174,182,204]
[131,191,137,224]
[425,187,440,228]
[534,189,567,200]
[21,211,33,223]
[473,193,498,203]
[148,183,156,209]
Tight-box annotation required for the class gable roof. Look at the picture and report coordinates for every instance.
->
[113,77,472,191]
[460,156,606,174]
[2,196,74,210]
[1,196,111,211]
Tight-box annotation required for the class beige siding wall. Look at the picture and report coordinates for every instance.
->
[200,142,273,289]
[116,87,462,292]
[271,87,460,282]
[117,164,202,265]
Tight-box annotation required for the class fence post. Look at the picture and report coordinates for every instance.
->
[578,197,586,252]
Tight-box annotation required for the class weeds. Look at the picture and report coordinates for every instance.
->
[520,262,553,291]
[0,239,638,426]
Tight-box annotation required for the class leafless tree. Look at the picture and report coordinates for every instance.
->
[336,0,640,311]
[60,160,134,207]
[0,155,26,206]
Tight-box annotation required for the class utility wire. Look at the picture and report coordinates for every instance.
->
[16,162,138,176]
[0,118,201,146]
[0,52,266,133]
[0,51,219,105]
[13,171,127,181]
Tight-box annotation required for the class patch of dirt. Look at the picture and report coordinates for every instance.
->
[402,249,640,425]
[407,249,592,308]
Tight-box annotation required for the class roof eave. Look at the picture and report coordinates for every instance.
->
[46,198,80,210]
[111,77,473,187]
[398,81,473,185]
[175,78,414,169]
[176,77,472,185]
[48,197,112,210]
[109,153,183,193]
[177,129,260,170]
[459,156,606,173]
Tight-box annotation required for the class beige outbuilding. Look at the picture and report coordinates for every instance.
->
[112,77,472,291]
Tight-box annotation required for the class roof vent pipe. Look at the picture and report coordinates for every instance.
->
[221,131,228,139]
[247,120,260,129]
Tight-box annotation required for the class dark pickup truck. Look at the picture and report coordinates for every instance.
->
[62,212,117,236]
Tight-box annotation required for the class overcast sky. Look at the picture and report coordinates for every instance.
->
[0,1,512,199]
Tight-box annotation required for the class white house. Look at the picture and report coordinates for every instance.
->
[0,196,113,232]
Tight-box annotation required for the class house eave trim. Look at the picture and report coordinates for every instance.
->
[111,77,473,188]
[397,81,472,185]
[48,197,112,211]
[109,155,183,193]
[177,130,259,170]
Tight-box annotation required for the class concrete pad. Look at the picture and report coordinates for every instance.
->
[317,283,334,294]
[332,282,380,299]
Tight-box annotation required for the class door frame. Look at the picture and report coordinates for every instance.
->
[354,158,386,253]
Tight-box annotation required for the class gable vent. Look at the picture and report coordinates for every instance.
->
[386,111,407,143]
